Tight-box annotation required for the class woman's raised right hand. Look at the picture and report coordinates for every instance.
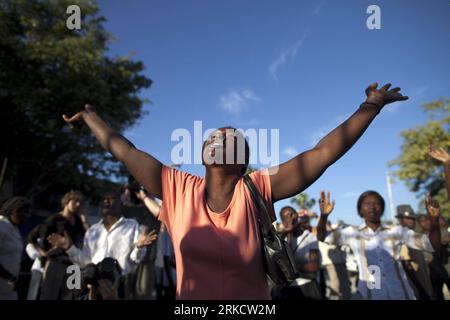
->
[62,104,95,129]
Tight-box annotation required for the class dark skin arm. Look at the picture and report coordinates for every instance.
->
[63,105,163,198]
[270,83,408,201]
[425,193,442,255]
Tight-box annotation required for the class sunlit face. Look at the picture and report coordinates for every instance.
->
[202,128,248,171]
[67,198,83,215]
[281,209,298,229]
[100,193,122,218]
[359,195,383,224]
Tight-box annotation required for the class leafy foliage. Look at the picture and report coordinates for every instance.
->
[390,98,450,217]
[0,0,152,208]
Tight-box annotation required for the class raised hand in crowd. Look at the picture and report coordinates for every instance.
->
[319,191,335,217]
[136,229,158,249]
[428,145,450,199]
[316,191,335,242]
[429,146,450,164]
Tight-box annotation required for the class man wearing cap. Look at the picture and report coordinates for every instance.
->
[396,204,435,299]
[397,205,417,230]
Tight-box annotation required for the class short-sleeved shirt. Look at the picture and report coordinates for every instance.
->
[288,230,320,286]
[325,223,433,300]
[159,166,274,300]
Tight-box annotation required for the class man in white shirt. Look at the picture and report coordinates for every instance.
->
[288,216,322,299]
[274,206,322,300]
[48,192,157,277]
[316,190,442,300]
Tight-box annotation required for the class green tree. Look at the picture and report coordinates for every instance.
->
[0,0,152,207]
[290,193,316,210]
[390,98,450,218]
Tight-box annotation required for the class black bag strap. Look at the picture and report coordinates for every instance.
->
[243,175,274,238]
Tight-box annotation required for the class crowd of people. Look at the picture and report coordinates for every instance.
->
[273,188,450,300]
[0,185,172,300]
[1,82,449,300]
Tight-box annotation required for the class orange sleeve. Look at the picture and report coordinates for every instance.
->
[158,165,190,232]
[249,168,276,222]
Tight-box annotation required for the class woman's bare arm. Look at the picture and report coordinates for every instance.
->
[270,83,408,201]
[136,190,161,218]
[63,105,163,198]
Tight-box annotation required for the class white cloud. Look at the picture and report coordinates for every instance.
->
[241,90,263,103]
[269,30,310,80]
[313,1,325,15]
[219,90,262,115]
[283,146,298,157]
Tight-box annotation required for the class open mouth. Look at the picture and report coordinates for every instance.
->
[207,142,224,158]
[210,142,224,149]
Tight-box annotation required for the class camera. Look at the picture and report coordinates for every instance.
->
[81,257,121,289]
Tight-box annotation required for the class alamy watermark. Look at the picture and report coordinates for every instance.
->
[170,121,280,174]
[66,264,81,290]
[66,5,81,30]
[366,5,381,30]
[367,265,381,290]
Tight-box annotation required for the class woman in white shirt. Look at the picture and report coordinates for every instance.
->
[317,190,442,300]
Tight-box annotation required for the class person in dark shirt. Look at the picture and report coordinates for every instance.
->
[121,180,161,300]
[27,190,86,299]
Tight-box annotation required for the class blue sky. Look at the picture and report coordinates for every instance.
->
[97,0,450,225]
